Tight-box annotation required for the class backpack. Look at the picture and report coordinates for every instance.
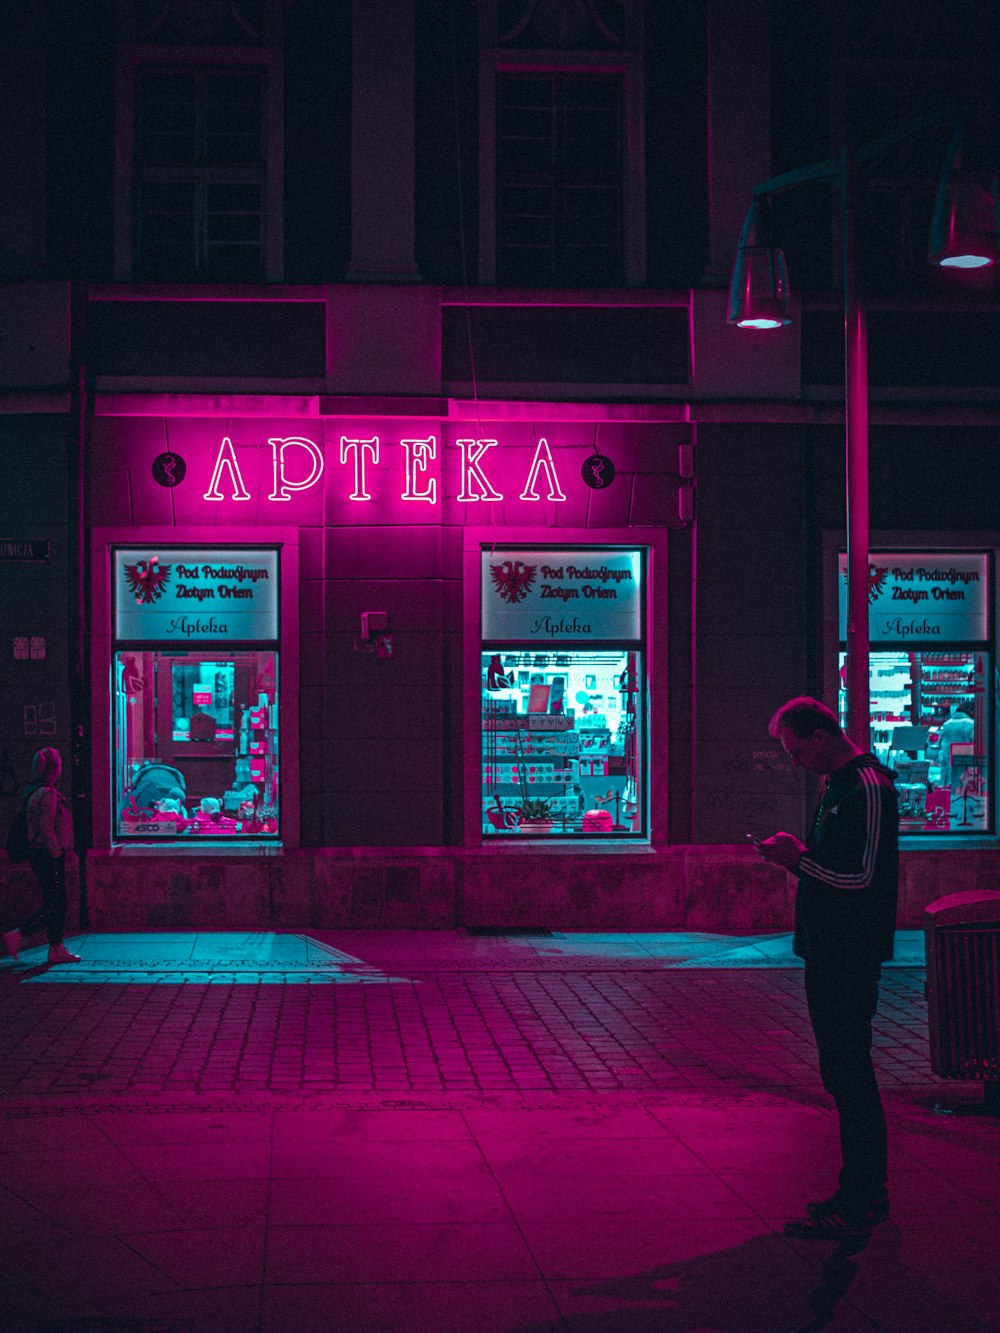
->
[4,784,39,864]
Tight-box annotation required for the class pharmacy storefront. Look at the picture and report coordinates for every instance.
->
[84,402,678,927]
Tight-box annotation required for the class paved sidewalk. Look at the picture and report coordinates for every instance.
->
[1,929,998,1332]
[0,931,928,1097]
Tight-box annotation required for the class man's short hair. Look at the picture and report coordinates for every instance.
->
[768,696,843,741]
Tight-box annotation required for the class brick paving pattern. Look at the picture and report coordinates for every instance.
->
[0,962,929,1099]
[2,932,998,1333]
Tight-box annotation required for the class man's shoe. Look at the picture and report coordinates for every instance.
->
[47,944,81,964]
[784,1197,886,1241]
[806,1189,889,1222]
[3,929,21,962]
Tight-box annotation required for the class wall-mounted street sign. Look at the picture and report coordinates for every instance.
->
[0,539,50,562]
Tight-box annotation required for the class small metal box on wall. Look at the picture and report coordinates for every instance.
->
[924,890,1000,1110]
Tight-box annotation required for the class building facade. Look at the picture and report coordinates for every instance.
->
[2,0,1000,931]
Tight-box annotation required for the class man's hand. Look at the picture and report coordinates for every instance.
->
[755,831,807,869]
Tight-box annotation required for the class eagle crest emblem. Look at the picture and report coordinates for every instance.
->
[841,562,890,605]
[490,559,537,604]
[124,556,172,605]
[867,564,889,603]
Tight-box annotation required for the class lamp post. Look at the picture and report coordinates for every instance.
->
[728,118,1000,749]
[841,143,870,752]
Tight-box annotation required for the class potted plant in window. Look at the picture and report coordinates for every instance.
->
[517,796,554,835]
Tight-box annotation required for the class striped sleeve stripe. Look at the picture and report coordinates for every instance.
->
[797,766,883,892]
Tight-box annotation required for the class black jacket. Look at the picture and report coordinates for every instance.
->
[794,753,899,965]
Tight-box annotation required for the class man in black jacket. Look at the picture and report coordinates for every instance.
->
[757,696,899,1241]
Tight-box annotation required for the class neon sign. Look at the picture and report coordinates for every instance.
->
[202,435,566,504]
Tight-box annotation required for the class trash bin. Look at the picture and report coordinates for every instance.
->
[924,890,1000,1111]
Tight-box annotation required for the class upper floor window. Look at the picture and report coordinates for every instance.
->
[478,1,645,287]
[496,72,624,286]
[134,66,265,281]
[115,45,283,283]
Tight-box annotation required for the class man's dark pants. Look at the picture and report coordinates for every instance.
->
[804,958,887,1202]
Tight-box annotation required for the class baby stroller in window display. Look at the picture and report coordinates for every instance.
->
[119,762,194,835]
[120,736,278,836]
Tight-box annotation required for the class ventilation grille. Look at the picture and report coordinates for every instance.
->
[464,926,555,937]
[927,925,1000,1080]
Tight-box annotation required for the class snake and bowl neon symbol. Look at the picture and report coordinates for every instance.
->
[581,453,615,489]
[152,452,187,487]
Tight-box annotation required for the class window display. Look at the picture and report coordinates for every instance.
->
[114,650,279,838]
[112,545,281,841]
[838,649,989,833]
[482,649,644,836]
[836,550,992,835]
[480,546,646,838]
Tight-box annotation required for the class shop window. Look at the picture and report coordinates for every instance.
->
[837,551,992,835]
[111,546,281,841]
[480,547,646,838]
[839,649,990,835]
[114,650,279,839]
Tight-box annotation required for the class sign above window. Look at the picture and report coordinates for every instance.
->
[481,548,643,642]
[838,552,989,643]
[114,547,279,642]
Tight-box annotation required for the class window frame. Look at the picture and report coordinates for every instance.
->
[115,45,284,283]
[478,48,646,286]
[823,530,997,845]
[112,645,281,842]
[91,526,300,852]
[494,69,626,287]
[463,527,668,848]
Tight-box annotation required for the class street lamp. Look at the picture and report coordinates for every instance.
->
[728,118,1000,748]
[929,125,1000,269]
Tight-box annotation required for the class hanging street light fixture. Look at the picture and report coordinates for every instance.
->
[727,197,791,328]
[727,115,1000,749]
[929,124,1000,269]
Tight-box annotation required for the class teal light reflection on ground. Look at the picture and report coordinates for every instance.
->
[1,929,926,983]
[526,930,925,968]
[2,932,416,985]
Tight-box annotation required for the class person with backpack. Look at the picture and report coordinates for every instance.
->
[3,747,80,965]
